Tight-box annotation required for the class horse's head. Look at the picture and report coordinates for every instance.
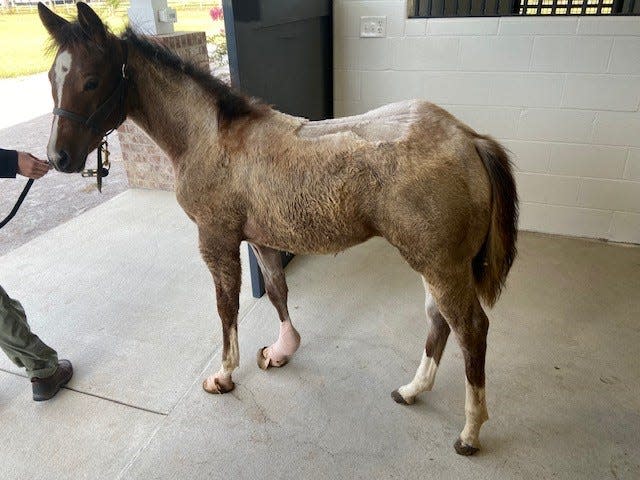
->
[38,2,127,173]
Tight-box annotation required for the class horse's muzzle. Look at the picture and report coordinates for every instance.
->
[49,150,84,173]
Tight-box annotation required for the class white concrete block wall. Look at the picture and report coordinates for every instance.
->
[334,0,640,244]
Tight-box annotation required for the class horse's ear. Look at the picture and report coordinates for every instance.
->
[76,2,107,43]
[38,2,69,41]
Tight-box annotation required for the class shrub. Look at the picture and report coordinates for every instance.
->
[207,4,227,67]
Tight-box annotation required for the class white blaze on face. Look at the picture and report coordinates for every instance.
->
[48,50,72,160]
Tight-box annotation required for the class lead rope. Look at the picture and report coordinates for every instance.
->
[0,179,34,230]
[2,137,111,230]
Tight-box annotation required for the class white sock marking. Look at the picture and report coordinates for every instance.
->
[397,277,440,401]
[220,326,239,375]
[460,379,489,447]
[398,351,438,401]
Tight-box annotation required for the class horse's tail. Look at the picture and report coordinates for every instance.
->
[471,135,519,307]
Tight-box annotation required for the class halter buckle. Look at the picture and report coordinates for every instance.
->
[81,139,110,192]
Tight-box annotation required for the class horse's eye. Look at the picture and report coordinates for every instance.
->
[84,79,99,92]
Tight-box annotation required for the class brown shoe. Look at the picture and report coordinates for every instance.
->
[31,359,73,401]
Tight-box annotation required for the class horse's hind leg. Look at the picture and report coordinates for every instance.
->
[431,270,490,456]
[250,244,300,370]
[456,301,490,455]
[392,278,451,405]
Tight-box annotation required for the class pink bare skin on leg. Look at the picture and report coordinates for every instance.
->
[258,320,300,369]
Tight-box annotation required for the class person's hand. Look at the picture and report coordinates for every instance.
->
[17,151,51,179]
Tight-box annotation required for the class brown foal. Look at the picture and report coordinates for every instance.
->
[38,2,518,455]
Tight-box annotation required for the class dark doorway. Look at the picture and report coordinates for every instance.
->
[223,0,333,297]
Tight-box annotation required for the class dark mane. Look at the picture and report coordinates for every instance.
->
[122,27,265,128]
[46,20,106,54]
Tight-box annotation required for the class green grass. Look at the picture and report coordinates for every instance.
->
[0,4,221,78]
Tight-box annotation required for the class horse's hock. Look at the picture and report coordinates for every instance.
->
[117,32,209,191]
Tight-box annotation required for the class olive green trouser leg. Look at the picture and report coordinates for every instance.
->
[0,285,58,379]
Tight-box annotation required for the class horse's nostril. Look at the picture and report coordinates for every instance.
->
[58,151,71,170]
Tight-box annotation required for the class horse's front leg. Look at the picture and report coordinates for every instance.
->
[250,244,300,369]
[199,233,242,394]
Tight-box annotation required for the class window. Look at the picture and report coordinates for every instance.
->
[408,0,639,16]
[519,0,620,15]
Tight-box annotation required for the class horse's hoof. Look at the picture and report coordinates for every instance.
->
[391,389,414,405]
[202,376,235,394]
[454,438,479,456]
[256,347,289,370]
[257,347,271,370]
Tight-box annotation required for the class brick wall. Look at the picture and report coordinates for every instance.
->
[117,31,208,191]
[334,1,640,244]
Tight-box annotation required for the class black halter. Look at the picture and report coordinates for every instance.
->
[52,41,128,136]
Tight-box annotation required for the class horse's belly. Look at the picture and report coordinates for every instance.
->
[244,215,374,255]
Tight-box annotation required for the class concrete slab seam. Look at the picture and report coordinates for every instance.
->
[115,421,166,480]
[0,367,167,416]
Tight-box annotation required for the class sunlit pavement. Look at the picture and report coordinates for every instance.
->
[0,73,52,130]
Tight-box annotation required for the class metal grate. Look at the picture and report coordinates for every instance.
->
[409,0,637,16]
[409,0,517,17]
[519,0,618,15]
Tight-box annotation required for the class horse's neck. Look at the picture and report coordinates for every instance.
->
[125,49,218,167]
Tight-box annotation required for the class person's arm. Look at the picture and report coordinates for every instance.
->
[0,149,50,179]
[0,148,19,178]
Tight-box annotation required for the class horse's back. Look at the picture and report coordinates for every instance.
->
[295,99,427,144]
[243,100,493,260]
[295,100,494,269]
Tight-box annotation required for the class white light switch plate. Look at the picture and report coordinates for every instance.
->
[158,7,177,23]
[360,16,386,38]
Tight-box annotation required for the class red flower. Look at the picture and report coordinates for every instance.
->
[210,6,223,21]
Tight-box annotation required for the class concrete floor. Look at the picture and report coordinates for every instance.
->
[0,190,638,480]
